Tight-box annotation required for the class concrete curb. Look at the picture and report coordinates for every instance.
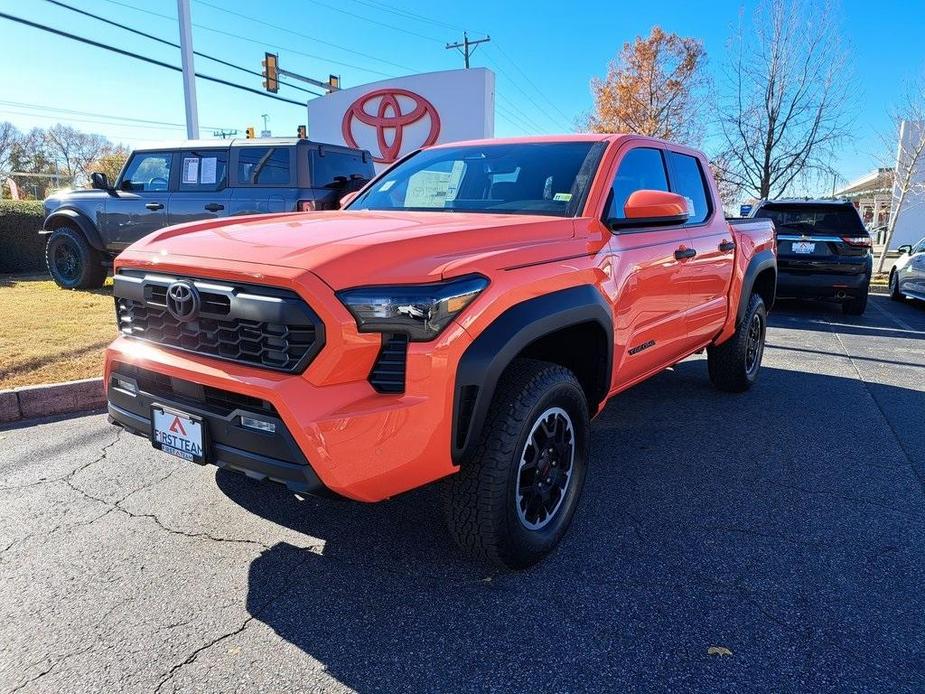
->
[0,378,105,424]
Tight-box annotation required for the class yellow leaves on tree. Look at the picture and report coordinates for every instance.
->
[587,26,707,144]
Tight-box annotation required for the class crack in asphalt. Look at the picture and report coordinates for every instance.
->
[0,428,123,492]
[152,552,318,693]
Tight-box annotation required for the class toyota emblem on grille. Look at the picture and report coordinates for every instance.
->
[165,282,200,322]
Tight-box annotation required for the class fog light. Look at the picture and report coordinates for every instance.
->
[114,377,136,395]
[241,416,276,433]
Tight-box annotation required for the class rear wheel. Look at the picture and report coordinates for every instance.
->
[842,287,868,315]
[45,226,106,289]
[889,271,905,302]
[707,293,767,393]
[444,359,589,569]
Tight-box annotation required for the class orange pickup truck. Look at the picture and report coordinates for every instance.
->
[105,135,776,568]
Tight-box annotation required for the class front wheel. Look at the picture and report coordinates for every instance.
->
[45,227,107,289]
[444,359,589,569]
[707,293,767,393]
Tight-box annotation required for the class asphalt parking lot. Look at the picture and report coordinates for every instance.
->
[1,292,923,693]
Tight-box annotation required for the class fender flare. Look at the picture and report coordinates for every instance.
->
[451,285,613,465]
[43,208,105,252]
[736,249,777,325]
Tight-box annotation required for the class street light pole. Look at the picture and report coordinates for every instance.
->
[176,0,199,139]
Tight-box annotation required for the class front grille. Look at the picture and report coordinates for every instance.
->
[114,271,324,373]
[368,333,408,394]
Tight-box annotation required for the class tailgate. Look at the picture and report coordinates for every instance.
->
[755,204,870,274]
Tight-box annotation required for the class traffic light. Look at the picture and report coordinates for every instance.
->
[245,126,255,139]
[297,125,307,139]
[262,52,279,93]
[328,74,340,91]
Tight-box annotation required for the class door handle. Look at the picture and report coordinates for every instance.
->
[204,203,225,212]
[145,202,164,211]
[674,246,697,260]
[719,240,736,252]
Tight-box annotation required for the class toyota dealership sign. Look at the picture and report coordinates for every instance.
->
[307,68,495,171]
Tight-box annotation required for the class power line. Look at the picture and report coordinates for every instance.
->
[352,0,472,33]
[307,0,446,44]
[44,0,322,97]
[492,44,573,127]
[0,11,309,107]
[193,0,419,74]
[96,0,398,79]
[0,99,229,131]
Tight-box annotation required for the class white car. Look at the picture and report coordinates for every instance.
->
[890,237,925,301]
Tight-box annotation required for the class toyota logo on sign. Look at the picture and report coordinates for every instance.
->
[341,88,441,164]
[165,282,200,323]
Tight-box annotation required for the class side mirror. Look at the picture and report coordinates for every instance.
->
[898,244,913,255]
[90,172,112,191]
[339,191,359,209]
[610,190,691,230]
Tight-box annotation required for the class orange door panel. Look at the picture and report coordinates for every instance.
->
[608,226,693,385]
[686,227,735,342]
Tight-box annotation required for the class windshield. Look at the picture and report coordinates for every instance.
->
[348,141,602,217]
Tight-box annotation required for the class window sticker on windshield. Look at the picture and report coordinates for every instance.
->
[553,193,573,202]
[380,180,396,191]
[200,157,217,185]
[182,157,199,184]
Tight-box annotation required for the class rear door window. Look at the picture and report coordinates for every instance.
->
[607,147,669,220]
[309,149,371,189]
[178,149,228,191]
[120,152,173,192]
[667,152,711,224]
[237,147,291,185]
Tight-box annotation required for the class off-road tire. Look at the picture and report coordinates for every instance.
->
[889,271,904,302]
[444,358,590,570]
[842,287,868,316]
[707,293,767,393]
[45,226,106,289]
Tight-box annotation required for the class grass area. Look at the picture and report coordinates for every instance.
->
[0,274,115,390]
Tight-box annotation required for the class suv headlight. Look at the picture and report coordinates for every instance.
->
[337,275,488,341]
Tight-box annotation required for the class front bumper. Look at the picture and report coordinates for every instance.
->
[107,364,326,494]
[105,322,471,502]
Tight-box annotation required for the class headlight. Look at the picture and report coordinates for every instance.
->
[337,275,488,341]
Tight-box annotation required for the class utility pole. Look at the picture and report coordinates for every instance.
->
[446,32,491,69]
[176,0,199,139]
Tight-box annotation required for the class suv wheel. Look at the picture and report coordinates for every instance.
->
[46,227,106,289]
[842,287,868,316]
[707,293,767,393]
[445,358,589,569]
[889,271,904,302]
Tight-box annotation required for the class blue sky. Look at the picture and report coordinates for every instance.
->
[1,0,923,185]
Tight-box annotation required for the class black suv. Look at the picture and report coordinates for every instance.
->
[41,138,374,289]
[751,198,872,315]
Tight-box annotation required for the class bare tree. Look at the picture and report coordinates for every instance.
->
[875,79,925,274]
[0,121,18,175]
[716,0,852,199]
[44,124,114,184]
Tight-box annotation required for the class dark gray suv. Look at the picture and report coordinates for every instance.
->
[41,138,374,288]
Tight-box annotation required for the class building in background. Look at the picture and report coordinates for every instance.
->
[835,168,894,245]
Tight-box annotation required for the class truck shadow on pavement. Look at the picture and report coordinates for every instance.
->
[216,360,925,691]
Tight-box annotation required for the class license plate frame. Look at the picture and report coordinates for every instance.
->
[792,241,816,254]
[151,405,207,465]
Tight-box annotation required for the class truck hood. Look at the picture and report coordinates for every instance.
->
[123,210,577,287]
